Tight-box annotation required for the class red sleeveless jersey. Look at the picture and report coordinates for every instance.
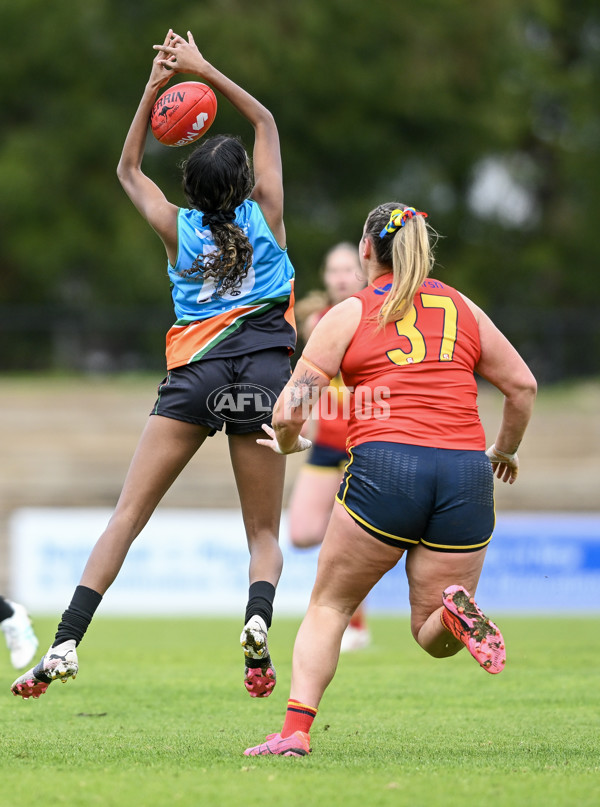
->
[310,307,350,450]
[340,274,486,450]
[313,371,349,450]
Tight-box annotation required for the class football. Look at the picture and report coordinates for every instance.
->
[150,81,217,147]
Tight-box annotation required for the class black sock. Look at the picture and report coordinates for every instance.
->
[244,581,276,629]
[52,585,103,647]
[0,596,14,622]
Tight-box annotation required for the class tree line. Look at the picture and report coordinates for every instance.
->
[1,0,598,379]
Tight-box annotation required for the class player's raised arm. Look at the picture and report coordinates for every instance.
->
[155,31,285,246]
[116,29,179,263]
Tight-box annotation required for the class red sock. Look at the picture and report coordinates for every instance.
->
[440,609,451,631]
[349,613,366,629]
[281,699,318,738]
[349,603,367,630]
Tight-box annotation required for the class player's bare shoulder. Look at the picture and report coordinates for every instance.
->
[304,297,362,375]
[457,291,483,323]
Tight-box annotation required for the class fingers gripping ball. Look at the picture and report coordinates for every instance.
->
[151,82,217,147]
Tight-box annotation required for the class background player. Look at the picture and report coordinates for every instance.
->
[0,596,38,669]
[289,243,369,650]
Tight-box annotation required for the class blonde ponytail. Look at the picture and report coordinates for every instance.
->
[365,203,435,328]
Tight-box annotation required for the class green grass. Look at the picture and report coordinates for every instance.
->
[1,616,599,807]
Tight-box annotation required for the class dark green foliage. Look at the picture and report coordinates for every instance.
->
[1,1,598,375]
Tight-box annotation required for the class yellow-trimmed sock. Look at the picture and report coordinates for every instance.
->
[281,699,317,738]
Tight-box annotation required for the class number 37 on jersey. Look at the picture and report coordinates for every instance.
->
[386,293,459,366]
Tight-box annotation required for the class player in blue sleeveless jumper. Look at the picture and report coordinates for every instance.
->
[11,30,297,701]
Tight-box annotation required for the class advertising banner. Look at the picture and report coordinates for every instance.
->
[9,509,600,615]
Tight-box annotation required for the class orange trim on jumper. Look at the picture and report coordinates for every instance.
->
[284,279,297,330]
[165,304,263,369]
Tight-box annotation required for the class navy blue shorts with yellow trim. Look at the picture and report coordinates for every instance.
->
[306,443,348,470]
[336,441,495,553]
[152,347,291,436]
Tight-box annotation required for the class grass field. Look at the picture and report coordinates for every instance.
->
[1,616,598,807]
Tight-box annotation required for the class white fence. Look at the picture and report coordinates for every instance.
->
[9,508,600,615]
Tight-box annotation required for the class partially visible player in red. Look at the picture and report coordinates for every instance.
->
[245,202,537,757]
[289,243,369,651]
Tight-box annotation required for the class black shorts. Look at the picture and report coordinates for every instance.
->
[152,347,291,435]
[336,441,495,553]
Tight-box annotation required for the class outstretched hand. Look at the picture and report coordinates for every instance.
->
[486,444,519,484]
[256,424,312,455]
[148,29,178,90]
[153,30,208,78]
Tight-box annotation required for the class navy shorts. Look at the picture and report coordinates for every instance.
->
[306,443,348,470]
[336,441,495,553]
[152,347,291,435]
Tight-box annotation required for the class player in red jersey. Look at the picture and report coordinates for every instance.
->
[245,202,536,757]
[289,244,370,651]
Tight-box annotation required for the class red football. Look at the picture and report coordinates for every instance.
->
[150,81,217,147]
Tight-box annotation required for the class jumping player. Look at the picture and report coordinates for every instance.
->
[11,30,296,701]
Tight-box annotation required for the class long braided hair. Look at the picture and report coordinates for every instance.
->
[180,135,254,296]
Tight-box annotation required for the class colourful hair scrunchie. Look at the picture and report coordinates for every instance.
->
[379,207,428,238]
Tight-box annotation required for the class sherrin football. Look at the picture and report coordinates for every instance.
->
[150,81,217,147]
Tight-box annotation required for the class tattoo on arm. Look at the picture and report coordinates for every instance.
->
[288,372,319,408]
